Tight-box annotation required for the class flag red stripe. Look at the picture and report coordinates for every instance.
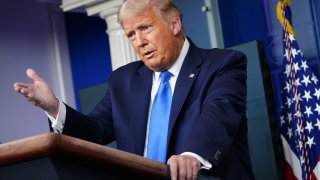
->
[285,160,299,180]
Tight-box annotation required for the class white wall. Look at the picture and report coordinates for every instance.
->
[0,0,74,143]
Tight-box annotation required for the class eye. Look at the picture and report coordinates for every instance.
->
[127,32,136,41]
[141,25,153,33]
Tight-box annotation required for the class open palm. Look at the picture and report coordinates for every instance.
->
[14,69,59,117]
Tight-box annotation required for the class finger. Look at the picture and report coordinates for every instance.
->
[13,83,29,92]
[18,87,36,102]
[16,87,29,98]
[167,156,178,180]
[185,159,193,180]
[20,87,32,96]
[191,160,200,180]
[178,156,187,180]
[180,155,200,180]
[26,68,43,82]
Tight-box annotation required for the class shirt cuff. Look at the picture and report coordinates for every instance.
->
[181,152,212,170]
[45,98,66,133]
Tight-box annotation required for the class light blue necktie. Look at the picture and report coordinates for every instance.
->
[147,70,173,163]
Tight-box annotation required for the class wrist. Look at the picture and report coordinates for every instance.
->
[47,97,59,118]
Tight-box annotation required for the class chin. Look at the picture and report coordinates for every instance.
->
[144,61,162,71]
[149,64,164,72]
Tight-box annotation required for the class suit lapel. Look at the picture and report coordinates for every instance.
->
[167,42,203,142]
[130,66,153,155]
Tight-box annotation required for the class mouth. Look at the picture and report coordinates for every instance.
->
[143,50,155,59]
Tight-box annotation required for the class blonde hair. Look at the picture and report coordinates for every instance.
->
[117,0,183,27]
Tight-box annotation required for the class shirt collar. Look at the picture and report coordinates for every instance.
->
[154,38,190,80]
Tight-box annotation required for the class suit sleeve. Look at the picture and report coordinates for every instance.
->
[62,85,115,145]
[184,50,248,167]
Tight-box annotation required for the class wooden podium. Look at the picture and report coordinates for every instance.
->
[0,133,169,179]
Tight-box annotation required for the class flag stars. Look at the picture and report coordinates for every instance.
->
[294,110,302,118]
[300,60,309,72]
[311,74,319,84]
[300,156,305,164]
[296,140,303,151]
[288,33,295,42]
[297,49,303,56]
[305,121,313,133]
[314,88,320,100]
[291,48,299,59]
[301,75,311,87]
[286,97,292,108]
[284,49,290,62]
[287,112,292,123]
[284,81,291,93]
[306,136,316,149]
[294,62,301,73]
[293,92,302,103]
[280,115,285,125]
[293,78,301,87]
[304,106,313,118]
[314,103,320,115]
[284,64,291,77]
[315,119,320,130]
[287,127,293,139]
[299,155,305,165]
[302,90,312,103]
[296,123,304,135]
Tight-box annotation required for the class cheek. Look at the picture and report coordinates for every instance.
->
[157,40,172,57]
[131,43,142,56]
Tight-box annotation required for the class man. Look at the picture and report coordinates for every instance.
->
[14,0,255,179]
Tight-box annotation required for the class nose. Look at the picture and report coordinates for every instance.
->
[135,32,147,47]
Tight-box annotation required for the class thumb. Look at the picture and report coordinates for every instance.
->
[26,68,43,82]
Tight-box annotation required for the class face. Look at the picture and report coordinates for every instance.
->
[122,7,183,72]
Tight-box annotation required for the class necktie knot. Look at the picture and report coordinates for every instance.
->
[160,70,173,83]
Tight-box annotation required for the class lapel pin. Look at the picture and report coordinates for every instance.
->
[189,73,195,78]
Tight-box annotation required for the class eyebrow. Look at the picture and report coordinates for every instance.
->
[125,23,153,36]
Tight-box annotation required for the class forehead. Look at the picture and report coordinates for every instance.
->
[122,8,162,31]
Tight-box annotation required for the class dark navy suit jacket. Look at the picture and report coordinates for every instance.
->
[62,40,255,179]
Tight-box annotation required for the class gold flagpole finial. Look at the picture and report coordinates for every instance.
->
[276,0,295,38]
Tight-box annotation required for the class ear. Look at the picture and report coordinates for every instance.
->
[171,16,182,35]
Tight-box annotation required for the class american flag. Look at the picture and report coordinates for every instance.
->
[278,0,320,179]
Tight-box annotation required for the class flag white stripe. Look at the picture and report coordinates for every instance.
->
[281,135,302,179]
[314,162,320,179]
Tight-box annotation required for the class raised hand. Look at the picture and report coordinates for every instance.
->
[14,69,59,118]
